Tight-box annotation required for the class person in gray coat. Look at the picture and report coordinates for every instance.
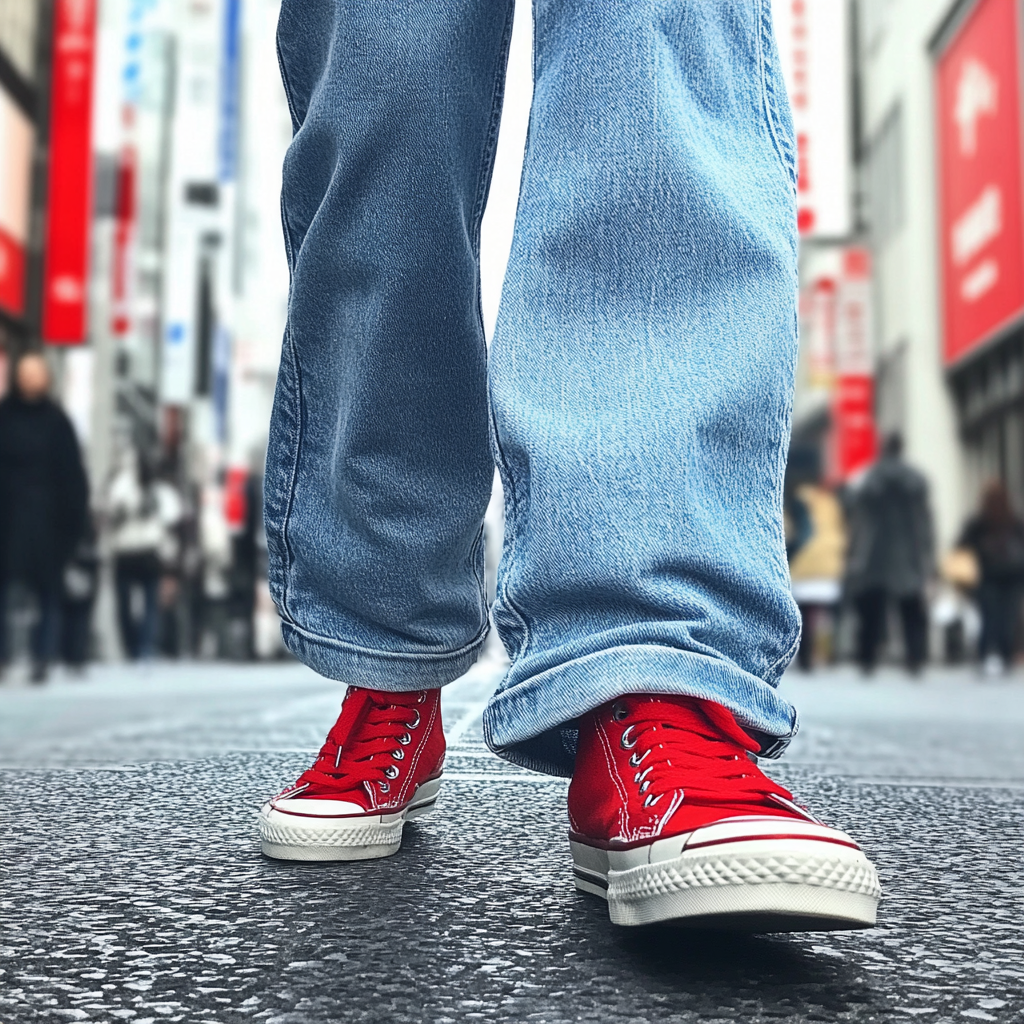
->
[845,434,935,674]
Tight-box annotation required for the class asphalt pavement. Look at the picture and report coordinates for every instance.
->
[2,657,1023,1024]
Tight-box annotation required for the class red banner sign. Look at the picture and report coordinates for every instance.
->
[937,0,1024,364]
[830,248,877,481]
[0,88,32,319]
[0,224,25,316]
[42,0,97,345]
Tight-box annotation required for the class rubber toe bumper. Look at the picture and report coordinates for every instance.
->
[259,777,441,862]
[571,817,881,931]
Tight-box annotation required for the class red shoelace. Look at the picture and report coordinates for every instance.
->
[615,696,798,813]
[283,687,428,798]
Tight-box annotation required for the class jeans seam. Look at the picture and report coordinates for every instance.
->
[460,0,514,646]
[273,327,304,625]
[488,393,531,662]
[284,617,490,663]
[276,7,302,133]
[479,0,527,661]
[469,0,517,255]
[756,0,796,187]
[469,0,515,348]
[766,309,800,683]
[280,192,297,273]
[469,522,488,633]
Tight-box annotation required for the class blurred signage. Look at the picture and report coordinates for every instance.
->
[162,0,230,403]
[42,0,98,345]
[772,0,853,238]
[0,88,33,319]
[830,248,877,480]
[110,146,137,337]
[224,466,248,531]
[219,0,241,184]
[802,275,838,390]
[936,0,1024,364]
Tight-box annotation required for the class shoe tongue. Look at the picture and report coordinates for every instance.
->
[696,699,762,754]
[636,694,761,754]
[299,778,371,805]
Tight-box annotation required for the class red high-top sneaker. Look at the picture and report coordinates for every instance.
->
[260,686,444,861]
[568,695,880,930]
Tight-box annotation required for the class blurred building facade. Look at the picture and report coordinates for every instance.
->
[854,0,1024,549]
[786,0,1024,553]
[0,0,291,660]
[85,0,291,658]
[0,1,43,373]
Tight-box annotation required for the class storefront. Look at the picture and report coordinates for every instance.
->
[936,0,1024,506]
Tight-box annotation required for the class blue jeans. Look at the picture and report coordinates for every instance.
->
[267,0,801,776]
[0,578,61,668]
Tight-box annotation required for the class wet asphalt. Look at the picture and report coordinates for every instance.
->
[2,659,1022,1023]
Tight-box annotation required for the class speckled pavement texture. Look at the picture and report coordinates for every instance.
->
[2,660,1022,1023]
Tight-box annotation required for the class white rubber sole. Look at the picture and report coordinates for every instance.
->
[571,835,881,931]
[259,777,441,862]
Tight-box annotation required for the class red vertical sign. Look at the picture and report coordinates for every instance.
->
[937,0,1024,364]
[829,248,877,481]
[42,0,97,345]
[0,92,33,318]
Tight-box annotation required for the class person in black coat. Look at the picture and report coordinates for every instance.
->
[959,480,1024,674]
[0,352,89,682]
[845,434,935,674]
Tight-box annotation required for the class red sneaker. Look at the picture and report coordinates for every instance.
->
[568,695,880,930]
[260,686,444,861]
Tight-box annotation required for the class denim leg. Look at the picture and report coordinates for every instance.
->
[482,0,802,774]
[139,574,160,661]
[266,0,515,684]
[30,583,61,667]
[0,579,8,665]
[115,562,138,661]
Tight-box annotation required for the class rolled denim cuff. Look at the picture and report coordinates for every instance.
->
[482,644,799,777]
[280,619,488,690]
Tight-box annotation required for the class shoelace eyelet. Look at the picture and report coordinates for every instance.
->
[392,748,405,761]
[397,732,412,746]
[620,725,638,750]
[628,749,649,768]
[611,701,629,722]
[379,781,390,793]
[416,692,427,704]
[384,764,400,780]
[407,710,421,730]
[643,793,664,808]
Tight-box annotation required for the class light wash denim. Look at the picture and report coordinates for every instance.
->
[266,0,801,776]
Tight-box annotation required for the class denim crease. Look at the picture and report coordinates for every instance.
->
[266,0,802,777]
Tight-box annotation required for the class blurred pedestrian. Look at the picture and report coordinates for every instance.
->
[154,464,186,659]
[958,480,1024,675]
[845,434,935,674]
[60,514,100,673]
[0,352,89,682]
[107,450,182,662]
[786,481,846,672]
